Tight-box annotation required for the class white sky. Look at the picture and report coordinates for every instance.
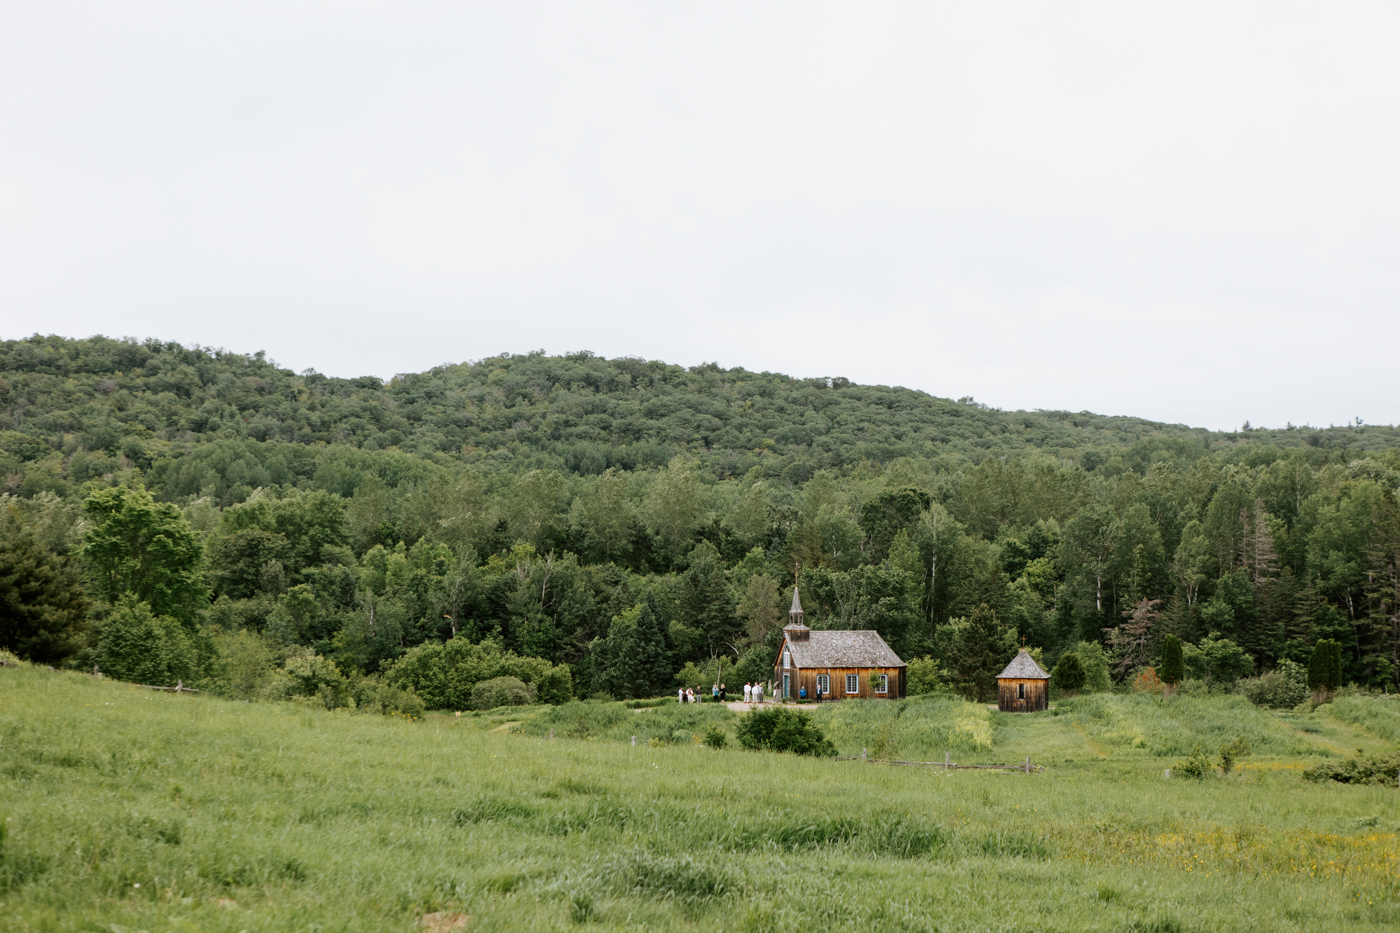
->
[3,2,1397,431]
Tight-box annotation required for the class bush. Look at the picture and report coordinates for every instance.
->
[1302,753,1400,787]
[471,676,536,710]
[906,657,948,695]
[735,707,836,756]
[1236,660,1309,709]
[384,636,571,709]
[1217,737,1251,774]
[1173,746,1214,779]
[96,595,200,687]
[702,725,728,749]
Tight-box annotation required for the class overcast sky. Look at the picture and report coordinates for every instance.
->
[3,2,1397,431]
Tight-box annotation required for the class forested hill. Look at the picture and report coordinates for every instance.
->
[3,335,1397,490]
[2,333,1399,706]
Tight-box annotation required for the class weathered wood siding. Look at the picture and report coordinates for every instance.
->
[997,678,1048,712]
[775,666,906,700]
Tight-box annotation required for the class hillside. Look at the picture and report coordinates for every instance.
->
[2,333,1399,707]
[3,335,1398,493]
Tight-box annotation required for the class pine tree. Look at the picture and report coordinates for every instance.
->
[0,531,89,663]
[941,604,1017,703]
[1159,634,1184,695]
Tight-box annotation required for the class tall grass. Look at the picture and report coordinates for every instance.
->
[1058,693,1317,757]
[1326,694,1400,745]
[2,666,1398,932]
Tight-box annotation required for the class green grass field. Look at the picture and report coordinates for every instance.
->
[3,667,1398,932]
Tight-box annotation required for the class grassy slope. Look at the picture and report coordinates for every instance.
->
[3,668,1399,933]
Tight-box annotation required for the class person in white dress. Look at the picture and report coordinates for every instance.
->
[754,682,763,705]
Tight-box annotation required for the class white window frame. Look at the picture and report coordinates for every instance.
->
[845,673,859,695]
[874,673,888,694]
[783,647,791,670]
[816,674,830,695]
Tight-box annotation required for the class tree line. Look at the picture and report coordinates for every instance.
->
[1,337,1398,709]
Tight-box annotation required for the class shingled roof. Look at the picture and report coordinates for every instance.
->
[783,630,905,668]
[996,649,1050,680]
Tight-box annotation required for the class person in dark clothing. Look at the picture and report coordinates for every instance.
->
[719,684,727,702]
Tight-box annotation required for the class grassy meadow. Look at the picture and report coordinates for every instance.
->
[2,667,1399,932]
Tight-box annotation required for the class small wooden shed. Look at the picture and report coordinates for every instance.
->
[996,649,1050,712]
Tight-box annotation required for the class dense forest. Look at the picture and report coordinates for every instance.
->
[2,334,1398,707]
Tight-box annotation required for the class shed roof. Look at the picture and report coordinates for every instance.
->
[996,649,1050,680]
[782,630,905,669]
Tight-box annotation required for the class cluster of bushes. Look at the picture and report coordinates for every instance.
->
[1172,738,1252,778]
[1302,752,1400,787]
[383,637,572,710]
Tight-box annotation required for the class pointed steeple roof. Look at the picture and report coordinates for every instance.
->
[996,649,1050,680]
[789,586,803,617]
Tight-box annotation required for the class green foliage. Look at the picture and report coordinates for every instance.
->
[1182,634,1254,686]
[734,707,836,756]
[1072,641,1113,693]
[1218,737,1252,774]
[1302,753,1400,787]
[81,484,208,625]
[702,724,728,749]
[96,595,199,686]
[591,601,671,699]
[1173,746,1215,779]
[1158,634,1183,687]
[0,523,89,663]
[1051,652,1086,694]
[471,675,536,710]
[1236,659,1309,709]
[939,604,1017,702]
[906,656,949,695]
[1308,639,1345,692]
[383,636,571,710]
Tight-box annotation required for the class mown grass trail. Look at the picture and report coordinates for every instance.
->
[2,667,1398,932]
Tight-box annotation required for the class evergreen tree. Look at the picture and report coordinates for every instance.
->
[1051,651,1086,694]
[1307,638,1344,693]
[1159,634,1184,694]
[0,531,89,663]
[939,604,1017,703]
[593,599,670,699]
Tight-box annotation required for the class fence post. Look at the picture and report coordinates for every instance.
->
[945,751,950,770]
[861,748,867,761]
[1024,756,1030,773]
[631,734,636,747]
[93,665,101,677]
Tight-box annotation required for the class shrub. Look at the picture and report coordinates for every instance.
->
[1302,753,1400,787]
[384,636,570,709]
[96,595,200,687]
[702,725,728,749]
[534,665,574,705]
[1236,660,1309,709]
[735,707,836,756]
[1132,666,1163,695]
[906,657,948,695]
[1173,746,1214,779]
[1051,652,1085,694]
[471,676,536,711]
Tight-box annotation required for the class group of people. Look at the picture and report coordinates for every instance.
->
[674,682,769,705]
